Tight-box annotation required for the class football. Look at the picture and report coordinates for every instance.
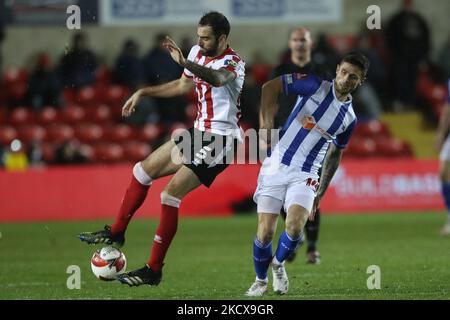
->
[90,246,127,281]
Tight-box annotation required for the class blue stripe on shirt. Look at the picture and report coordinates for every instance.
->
[301,103,350,172]
[281,86,334,166]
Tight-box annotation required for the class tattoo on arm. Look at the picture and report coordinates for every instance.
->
[317,145,343,199]
[184,60,234,87]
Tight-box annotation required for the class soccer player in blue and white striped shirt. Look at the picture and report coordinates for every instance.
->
[246,52,370,296]
[436,78,450,236]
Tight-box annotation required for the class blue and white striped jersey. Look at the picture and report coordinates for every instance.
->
[269,73,357,175]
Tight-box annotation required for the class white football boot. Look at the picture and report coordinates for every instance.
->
[272,262,289,294]
[441,219,450,236]
[245,278,268,297]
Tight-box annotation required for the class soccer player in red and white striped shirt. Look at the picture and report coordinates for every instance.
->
[78,12,245,287]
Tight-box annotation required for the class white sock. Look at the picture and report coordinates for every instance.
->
[133,162,152,186]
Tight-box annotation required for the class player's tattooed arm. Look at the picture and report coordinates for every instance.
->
[162,35,234,87]
[316,144,343,199]
[311,144,342,217]
[183,60,235,87]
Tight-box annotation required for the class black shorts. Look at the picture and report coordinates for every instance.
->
[173,127,237,187]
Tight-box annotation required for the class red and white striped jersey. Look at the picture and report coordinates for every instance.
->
[183,45,245,137]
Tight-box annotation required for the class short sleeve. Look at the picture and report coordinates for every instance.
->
[183,46,200,79]
[281,73,321,96]
[218,56,244,79]
[334,119,357,149]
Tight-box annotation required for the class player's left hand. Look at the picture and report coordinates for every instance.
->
[163,36,187,66]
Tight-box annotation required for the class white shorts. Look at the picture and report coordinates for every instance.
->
[253,158,319,215]
[440,135,450,161]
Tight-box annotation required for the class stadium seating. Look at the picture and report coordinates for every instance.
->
[0,64,416,165]
[8,107,33,126]
[37,107,59,125]
[93,143,124,163]
[18,124,47,144]
[46,123,75,144]
[123,142,152,162]
[0,125,18,145]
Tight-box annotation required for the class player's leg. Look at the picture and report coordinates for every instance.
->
[271,204,308,294]
[271,178,316,294]
[117,165,202,286]
[246,195,282,297]
[78,140,183,246]
[439,159,450,235]
[305,208,321,264]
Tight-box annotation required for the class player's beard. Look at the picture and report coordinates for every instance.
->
[336,81,355,95]
[201,42,219,57]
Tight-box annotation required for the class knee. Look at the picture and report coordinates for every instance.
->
[257,222,275,245]
[285,211,308,238]
[285,222,302,239]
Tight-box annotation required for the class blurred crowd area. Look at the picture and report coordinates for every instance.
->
[0,2,449,170]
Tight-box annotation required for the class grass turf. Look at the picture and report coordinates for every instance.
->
[1,212,450,300]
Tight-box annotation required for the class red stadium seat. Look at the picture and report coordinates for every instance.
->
[251,63,272,86]
[7,82,28,103]
[103,85,129,107]
[37,106,59,125]
[8,107,34,126]
[123,142,151,162]
[375,137,414,158]
[86,104,112,123]
[185,103,198,122]
[46,123,75,144]
[0,108,7,123]
[137,123,164,143]
[79,144,95,162]
[61,105,86,124]
[94,143,124,163]
[346,137,377,158]
[77,86,98,106]
[3,68,28,85]
[0,126,18,145]
[107,124,135,143]
[185,88,197,104]
[41,143,56,163]
[63,88,77,104]
[353,120,391,139]
[168,122,188,135]
[74,123,105,143]
[18,125,47,144]
[95,66,112,85]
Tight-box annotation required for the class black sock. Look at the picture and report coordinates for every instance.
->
[280,209,287,221]
[306,208,320,252]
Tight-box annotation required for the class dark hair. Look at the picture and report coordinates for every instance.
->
[341,52,370,77]
[198,11,230,39]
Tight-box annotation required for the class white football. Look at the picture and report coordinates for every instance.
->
[90,246,127,281]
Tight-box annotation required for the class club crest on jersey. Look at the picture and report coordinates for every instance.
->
[294,73,308,80]
[300,115,316,130]
[224,59,238,68]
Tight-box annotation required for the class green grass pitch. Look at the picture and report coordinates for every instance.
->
[1,212,450,299]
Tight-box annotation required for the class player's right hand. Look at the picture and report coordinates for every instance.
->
[122,90,142,117]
